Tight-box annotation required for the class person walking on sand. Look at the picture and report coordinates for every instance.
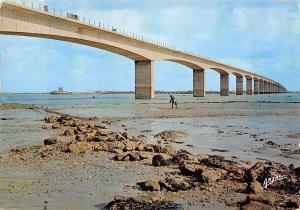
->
[169,95,177,109]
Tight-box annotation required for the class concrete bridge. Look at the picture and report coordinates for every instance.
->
[0,1,287,99]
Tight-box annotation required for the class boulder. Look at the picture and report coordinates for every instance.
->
[44,137,58,145]
[105,196,182,210]
[244,161,299,194]
[75,135,87,142]
[114,154,125,161]
[246,181,264,194]
[122,132,128,139]
[285,200,299,209]
[240,202,275,210]
[67,142,91,154]
[63,129,75,136]
[127,152,141,161]
[52,123,61,129]
[144,145,155,153]
[294,167,300,176]
[123,141,136,152]
[199,169,223,183]
[135,143,146,151]
[159,176,194,192]
[152,155,169,167]
[172,150,193,163]
[138,180,161,191]
[162,145,177,156]
[179,164,203,176]
[44,116,57,123]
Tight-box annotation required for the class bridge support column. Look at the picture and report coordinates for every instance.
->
[254,79,259,94]
[193,69,205,97]
[246,78,252,95]
[236,76,243,95]
[270,84,274,94]
[135,60,154,99]
[259,80,264,94]
[264,82,269,94]
[220,73,229,96]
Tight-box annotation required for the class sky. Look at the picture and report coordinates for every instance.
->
[0,0,300,93]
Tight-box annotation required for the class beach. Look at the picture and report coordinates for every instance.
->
[0,93,299,209]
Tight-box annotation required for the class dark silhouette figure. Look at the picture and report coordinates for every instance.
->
[169,95,177,109]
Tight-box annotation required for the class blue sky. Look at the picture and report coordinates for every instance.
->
[1,0,300,92]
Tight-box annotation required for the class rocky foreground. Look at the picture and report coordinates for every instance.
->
[2,111,300,210]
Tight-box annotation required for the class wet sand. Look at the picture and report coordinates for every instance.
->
[0,95,299,210]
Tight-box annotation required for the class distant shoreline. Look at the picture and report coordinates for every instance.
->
[1,91,297,95]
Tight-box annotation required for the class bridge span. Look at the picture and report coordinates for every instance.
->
[0,1,287,98]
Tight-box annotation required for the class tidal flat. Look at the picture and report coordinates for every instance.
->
[0,93,299,209]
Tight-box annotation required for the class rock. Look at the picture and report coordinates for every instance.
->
[106,197,182,210]
[44,116,57,123]
[200,155,244,177]
[135,143,145,151]
[152,155,169,167]
[114,154,125,161]
[154,130,187,142]
[240,202,275,210]
[67,142,91,154]
[144,145,155,153]
[114,152,146,162]
[152,144,164,153]
[246,181,264,194]
[244,161,299,194]
[200,169,223,183]
[63,129,75,136]
[159,176,194,192]
[162,145,177,156]
[127,152,141,161]
[42,125,47,129]
[111,149,123,154]
[172,150,193,163]
[265,141,279,147]
[138,180,161,191]
[77,126,89,133]
[122,132,128,139]
[294,167,300,176]
[123,141,136,152]
[52,123,61,129]
[179,164,203,176]
[75,135,87,142]
[111,141,125,150]
[44,137,58,145]
[285,200,299,208]
[96,130,109,137]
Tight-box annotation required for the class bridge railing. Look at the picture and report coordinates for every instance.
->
[2,0,210,57]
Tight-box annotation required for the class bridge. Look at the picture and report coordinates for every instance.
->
[0,1,287,99]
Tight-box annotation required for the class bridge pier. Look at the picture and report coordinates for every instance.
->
[259,80,264,94]
[220,73,229,96]
[254,79,259,95]
[193,69,205,97]
[236,76,243,95]
[246,78,253,95]
[135,60,154,99]
[264,81,269,94]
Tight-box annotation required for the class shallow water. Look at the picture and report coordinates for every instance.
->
[1,93,300,118]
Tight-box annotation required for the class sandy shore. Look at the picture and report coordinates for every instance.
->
[0,101,299,209]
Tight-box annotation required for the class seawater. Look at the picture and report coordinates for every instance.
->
[1,93,299,118]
